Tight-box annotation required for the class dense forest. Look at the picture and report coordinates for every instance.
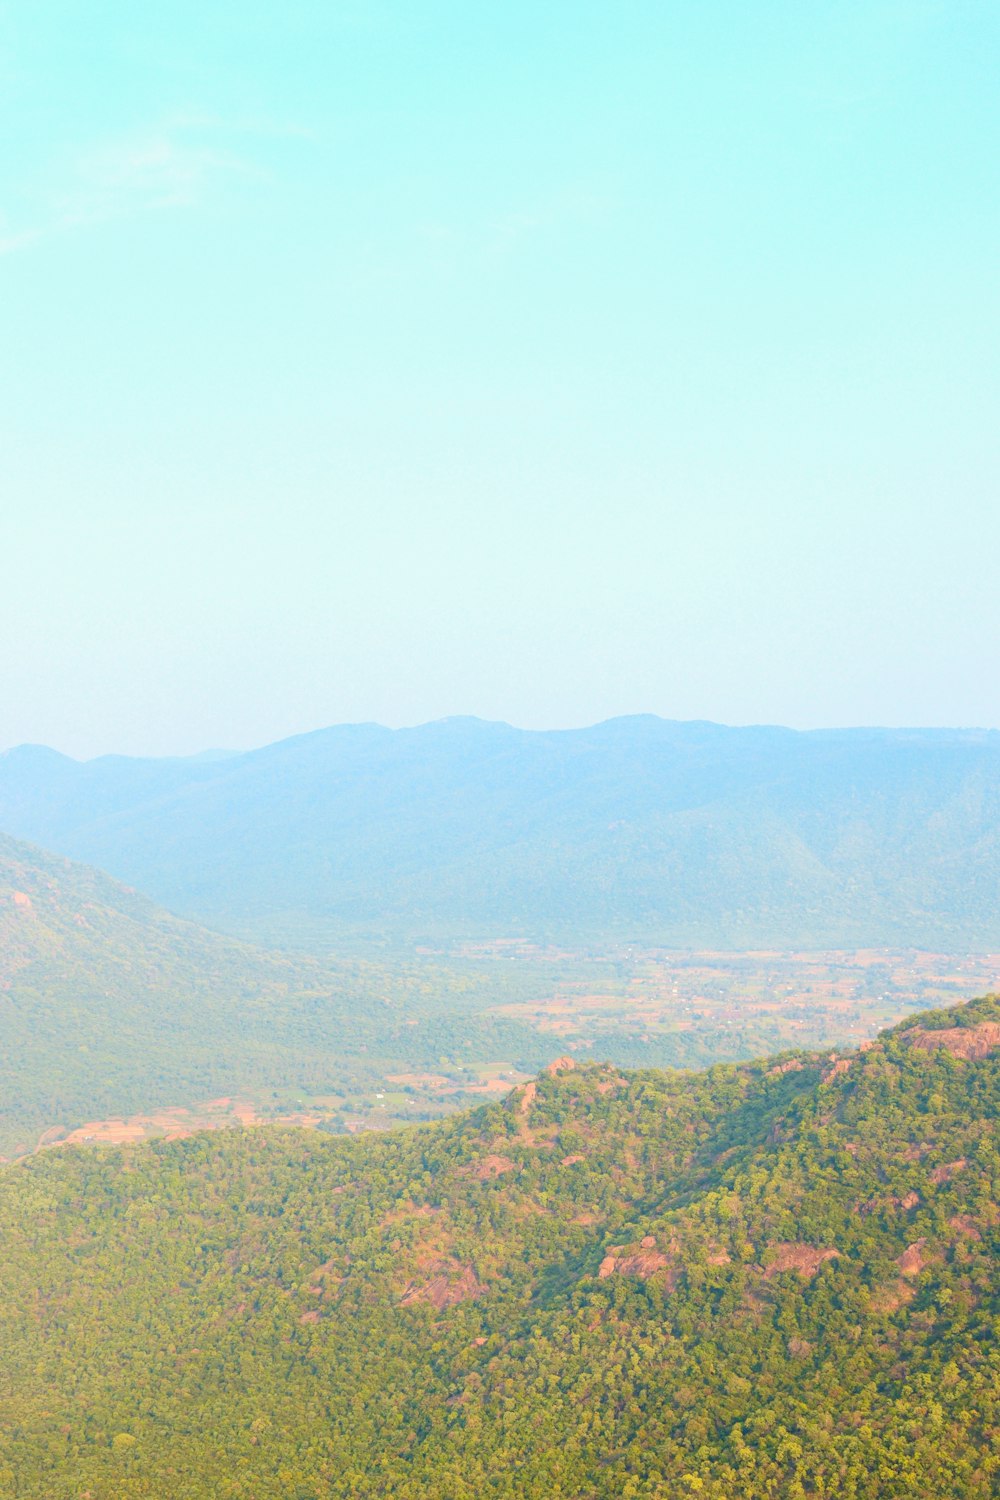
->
[0,995,996,1497]
[0,832,566,1154]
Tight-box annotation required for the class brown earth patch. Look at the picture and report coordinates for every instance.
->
[897,1239,927,1277]
[11,891,31,909]
[463,1154,516,1181]
[546,1055,576,1075]
[399,1258,484,1310]
[596,1077,625,1095]
[62,1119,148,1146]
[908,1022,1000,1061]
[822,1057,853,1083]
[768,1058,804,1077]
[948,1214,982,1240]
[381,1202,441,1227]
[762,1242,839,1279]
[871,1280,916,1314]
[561,1153,586,1166]
[599,1240,677,1286]
[305,1259,346,1301]
[387,1072,451,1090]
[930,1158,967,1184]
[859,1190,919,1216]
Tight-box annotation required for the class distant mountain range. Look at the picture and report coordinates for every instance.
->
[2,716,1000,948]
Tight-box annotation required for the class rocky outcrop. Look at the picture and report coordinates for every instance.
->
[908,1022,1000,1061]
[399,1258,484,1310]
[896,1240,927,1277]
[463,1154,517,1180]
[598,1236,677,1285]
[930,1158,967,1184]
[762,1243,839,1279]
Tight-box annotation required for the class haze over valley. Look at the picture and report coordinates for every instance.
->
[3,0,999,1494]
[4,716,1000,950]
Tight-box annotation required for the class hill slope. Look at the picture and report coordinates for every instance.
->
[3,718,1000,947]
[0,997,997,1497]
[0,835,550,1156]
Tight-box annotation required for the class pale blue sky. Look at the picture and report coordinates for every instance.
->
[1,1,998,757]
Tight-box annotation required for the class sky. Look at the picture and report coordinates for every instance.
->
[1,1,998,759]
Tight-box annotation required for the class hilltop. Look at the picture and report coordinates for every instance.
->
[3,717,1000,949]
[0,995,997,1497]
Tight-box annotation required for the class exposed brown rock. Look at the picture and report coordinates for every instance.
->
[859,1190,919,1216]
[948,1214,982,1240]
[822,1057,853,1084]
[11,891,31,909]
[930,1158,967,1184]
[380,1201,440,1226]
[399,1258,484,1310]
[908,1022,1000,1061]
[598,1240,676,1285]
[871,1279,915,1314]
[768,1058,804,1077]
[517,1082,537,1115]
[896,1239,927,1277]
[463,1154,516,1180]
[595,1076,626,1095]
[561,1153,586,1166]
[762,1242,839,1279]
[546,1056,576,1075]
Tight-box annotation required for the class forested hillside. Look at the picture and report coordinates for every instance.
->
[3,718,1000,949]
[0,996,997,1498]
[0,834,552,1155]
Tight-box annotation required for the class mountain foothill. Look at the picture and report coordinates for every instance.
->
[1,716,999,1497]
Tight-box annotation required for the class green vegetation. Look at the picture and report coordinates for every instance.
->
[0,996,997,1497]
[0,833,556,1156]
[8,833,958,1160]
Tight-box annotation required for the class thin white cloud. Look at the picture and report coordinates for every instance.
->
[0,225,40,255]
[1,112,302,253]
[57,129,257,227]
